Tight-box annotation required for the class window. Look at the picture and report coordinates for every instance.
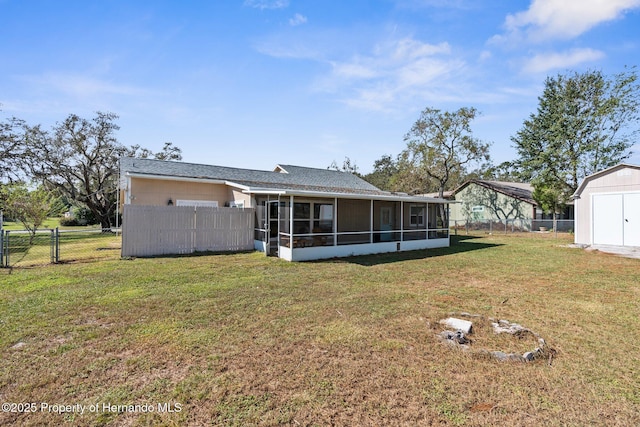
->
[293,200,334,235]
[314,203,334,232]
[410,205,425,227]
[293,202,311,234]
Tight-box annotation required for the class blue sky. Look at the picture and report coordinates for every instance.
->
[2,0,639,173]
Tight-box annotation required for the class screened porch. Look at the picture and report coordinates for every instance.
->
[254,194,450,261]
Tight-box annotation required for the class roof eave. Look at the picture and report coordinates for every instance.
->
[242,187,450,203]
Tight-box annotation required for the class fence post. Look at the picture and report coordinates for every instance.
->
[0,229,4,267]
[50,228,60,264]
[50,229,54,264]
[4,230,9,267]
[55,227,60,263]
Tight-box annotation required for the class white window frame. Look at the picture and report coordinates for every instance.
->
[409,205,425,227]
[176,199,219,208]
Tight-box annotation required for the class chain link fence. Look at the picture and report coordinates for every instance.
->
[450,219,574,235]
[1,228,121,268]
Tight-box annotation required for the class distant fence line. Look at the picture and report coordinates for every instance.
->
[450,219,574,234]
[121,206,254,258]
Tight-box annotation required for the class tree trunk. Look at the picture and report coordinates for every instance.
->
[100,217,112,232]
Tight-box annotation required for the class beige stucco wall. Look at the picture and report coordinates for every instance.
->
[574,166,640,245]
[127,177,236,207]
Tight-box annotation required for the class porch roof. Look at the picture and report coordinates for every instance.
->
[240,184,450,203]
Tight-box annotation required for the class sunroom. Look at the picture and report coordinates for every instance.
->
[252,191,450,261]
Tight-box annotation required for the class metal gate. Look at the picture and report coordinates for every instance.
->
[0,228,60,267]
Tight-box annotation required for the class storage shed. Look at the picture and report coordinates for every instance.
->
[573,163,640,247]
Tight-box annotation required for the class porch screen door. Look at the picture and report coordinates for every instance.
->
[381,207,393,241]
[266,200,280,256]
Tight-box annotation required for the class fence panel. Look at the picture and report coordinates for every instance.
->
[195,208,254,252]
[0,229,55,267]
[122,206,254,257]
[57,229,121,263]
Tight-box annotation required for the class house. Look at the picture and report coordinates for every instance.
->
[573,163,640,247]
[119,158,452,261]
[449,180,574,230]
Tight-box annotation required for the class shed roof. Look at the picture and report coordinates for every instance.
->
[573,163,640,197]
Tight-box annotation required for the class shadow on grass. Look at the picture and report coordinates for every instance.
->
[315,235,502,266]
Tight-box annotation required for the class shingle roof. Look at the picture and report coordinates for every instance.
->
[119,157,383,195]
[454,180,536,205]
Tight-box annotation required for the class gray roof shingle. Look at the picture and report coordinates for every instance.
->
[120,157,383,195]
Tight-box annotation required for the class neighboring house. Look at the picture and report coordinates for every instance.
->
[573,163,640,247]
[449,180,574,230]
[119,158,452,261]
[450,180,536,225]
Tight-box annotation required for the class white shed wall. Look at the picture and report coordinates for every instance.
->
[575,165,640,246]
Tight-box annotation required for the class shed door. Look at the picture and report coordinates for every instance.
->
[592,194,623,246]
[624,193,640,247]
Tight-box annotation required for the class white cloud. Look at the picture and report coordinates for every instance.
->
[27,73,150,98]
[320,38,463,112]
[243,0,289,10]
[289,13,307,26]
[522,48,606,74]
[478,50,492,61]
[501,0,640,42]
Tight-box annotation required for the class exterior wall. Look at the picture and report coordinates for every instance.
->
[231,189,252,208]
[337,199,370,232]
[127,177,235,207]
[451,183,535,222]
[575,166,640,245]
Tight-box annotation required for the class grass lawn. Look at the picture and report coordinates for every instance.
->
[1,233,638,426]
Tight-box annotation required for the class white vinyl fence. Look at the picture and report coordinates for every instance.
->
[122,206,254,257]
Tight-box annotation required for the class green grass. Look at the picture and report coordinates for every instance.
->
[0,233,639,425]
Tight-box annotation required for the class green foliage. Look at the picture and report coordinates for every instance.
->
[127,141,182,161]
[328,156,360,176]
[362,154,399,190]
[512,68,639,197]
[22,112,182,230]
[2,183,52,242]
[532,184,564,219]
[47,195,69,218]
[401,107,491,197]
[23,112,123,230]
[0,116,26,182]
